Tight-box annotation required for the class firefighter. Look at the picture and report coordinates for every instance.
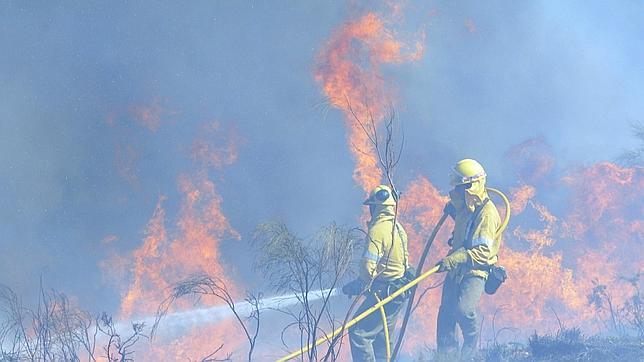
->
[436,159,502,360]
[343,184,410,362]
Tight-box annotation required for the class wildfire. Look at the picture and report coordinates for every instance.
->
[104,120,244,359]
[315,9,424,192]
[398,176,451,349]
[314,5,643,358]
[509,184,536,215]
[103,6,642,361]
[478,161,643,344]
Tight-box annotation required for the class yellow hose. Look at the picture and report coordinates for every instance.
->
[486,187,511,237]
[373,294,391,362]
[391,212,449,359]
[276,266,441,362]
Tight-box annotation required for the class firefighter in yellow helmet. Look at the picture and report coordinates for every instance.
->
[343,184,410,362]
[436,159,502,360]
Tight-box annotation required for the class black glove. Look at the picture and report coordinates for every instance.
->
[342,279,365,296]
[435,260,447,273]
[403,266,417,281]
[443,202,456,220]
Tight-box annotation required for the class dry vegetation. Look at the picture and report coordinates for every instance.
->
[0,283,146,361]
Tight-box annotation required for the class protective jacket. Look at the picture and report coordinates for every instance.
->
[441,189,501,280]
[360,204,409,282]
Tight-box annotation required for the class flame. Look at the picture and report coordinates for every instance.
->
[513,201,557,250]
[477,161,643,343]
[315,9,424,191]
[114,172,243,359]
[394,162,642,354]
[103,121,245,359]
[315,5,643,356]
[400,176,450,260]
[398,176,451,348]
[509,184,536,215]
[562,162,641,239]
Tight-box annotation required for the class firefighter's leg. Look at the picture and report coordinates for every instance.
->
[373,294,406,362]
[349,294,384,362]
[456,276,485,360]
[436,276,460,358]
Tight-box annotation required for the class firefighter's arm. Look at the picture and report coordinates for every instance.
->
[439,247,468,272]
[466,210,500,268]
[438,220,467,271]
[360,228,384,280]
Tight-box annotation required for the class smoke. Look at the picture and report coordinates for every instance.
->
[1,0,643,359]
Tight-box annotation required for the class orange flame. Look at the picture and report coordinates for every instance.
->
[479,161,643,343]
[315,10,424,191]
[509,184,536,215]
[513,201,557,250]
[393,159,643,353]
[398,176,451,348]
[104,122,244,359]
[315,6,643,357]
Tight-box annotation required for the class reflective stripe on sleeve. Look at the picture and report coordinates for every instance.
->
[363,250,380,262]
[470,236,494,248]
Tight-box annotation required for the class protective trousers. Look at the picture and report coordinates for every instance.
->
[349,292,406,362]
[436,275,485,360]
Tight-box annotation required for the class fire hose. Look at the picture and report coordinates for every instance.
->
[373,293,390,361]
[276,265,442,362]
[277,188,510,362]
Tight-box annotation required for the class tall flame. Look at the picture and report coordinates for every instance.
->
[315,10,424,191]
[104,120,244,359]
[315,6,643,355]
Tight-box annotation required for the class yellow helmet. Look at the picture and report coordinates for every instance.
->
[450,159,487,186]
[363,185,397,206]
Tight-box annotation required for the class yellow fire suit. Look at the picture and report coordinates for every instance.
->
[437,188,501,359]
[350,203,409,362]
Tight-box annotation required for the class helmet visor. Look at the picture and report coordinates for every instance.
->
[450,168,486,186]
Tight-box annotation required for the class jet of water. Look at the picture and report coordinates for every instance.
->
[122,288,339,337]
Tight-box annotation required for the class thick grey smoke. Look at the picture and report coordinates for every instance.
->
[1,0,642,339]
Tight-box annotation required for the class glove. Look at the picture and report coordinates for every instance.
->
[342,279,365,296]
[436,260,447,273]
[403,266,417,281]
[436,248,468,273]
[443,202,456,220]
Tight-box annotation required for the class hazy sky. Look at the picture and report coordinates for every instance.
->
[1,1,642,311]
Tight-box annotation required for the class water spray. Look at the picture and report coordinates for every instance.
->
[121,288,340,337]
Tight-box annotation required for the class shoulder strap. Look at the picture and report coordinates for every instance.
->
[465,198,490,249]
